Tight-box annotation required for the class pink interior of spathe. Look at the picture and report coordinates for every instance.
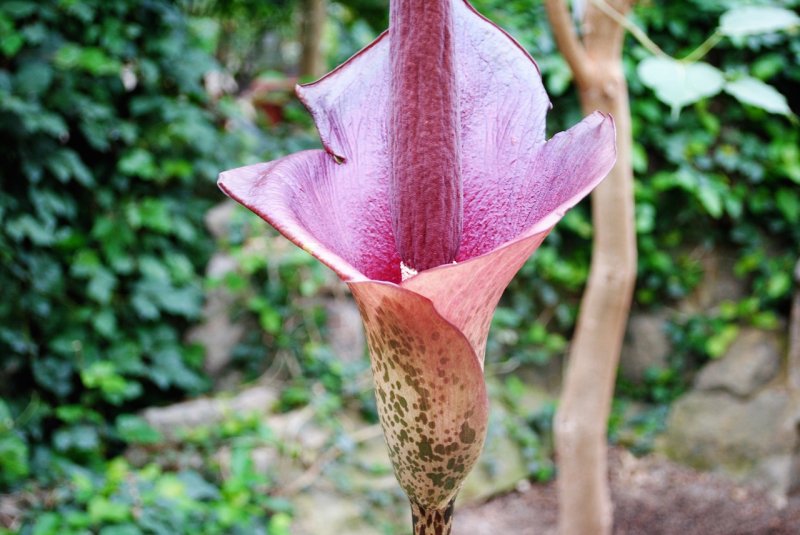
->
[218,0,616,285]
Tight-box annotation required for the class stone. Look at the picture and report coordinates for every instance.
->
[459,379,554,504]
[214,406,330,485]
[459,412,528,504]
[141,385,277,440]
[205,200,239,240]
[658,387,798,494]
[788,258,800,391]
[619,312,671,383]
[753,454,793,508]
[292,488,394,535]
[187,200,244,377]
[694,328,783,397]
[681,246,748,313]
[186,256,246,376]
[281,418,408,535]
[325,299,366,363]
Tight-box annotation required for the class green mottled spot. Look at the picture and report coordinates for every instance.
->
[418,439,433,459]
[426,471,445,486]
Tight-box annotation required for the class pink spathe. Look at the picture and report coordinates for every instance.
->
[218,0,616,510]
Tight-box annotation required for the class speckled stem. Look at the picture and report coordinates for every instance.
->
[410,498,455,535]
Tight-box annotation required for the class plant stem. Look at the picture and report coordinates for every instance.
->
[410,499,455,535]
[590,0,723,64]
[589,0,665,57]
[680,29,722,63]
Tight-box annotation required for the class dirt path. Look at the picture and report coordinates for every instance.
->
[455,449,800,534]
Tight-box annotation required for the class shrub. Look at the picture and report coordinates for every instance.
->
[0,0,241,488]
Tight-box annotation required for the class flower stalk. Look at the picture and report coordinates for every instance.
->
[410,498,456,535]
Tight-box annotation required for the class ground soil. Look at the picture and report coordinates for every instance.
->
[455,448,800,535]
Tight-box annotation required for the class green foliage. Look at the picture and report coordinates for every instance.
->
[17,456,288,535]
[472,0,799,432]
[0,0,243,494]
[212,209,376,419]
[719,5,800,37]
[2,0,799,526]
[628,0,800,312]
[638,57,726,115]
[636,4,797,117]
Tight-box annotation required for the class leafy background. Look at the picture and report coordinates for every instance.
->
[0,0,798,533]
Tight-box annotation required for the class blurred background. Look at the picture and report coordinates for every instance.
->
[1,0,798,533]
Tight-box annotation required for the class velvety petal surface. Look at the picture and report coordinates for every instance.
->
[404,112,615,363]
[221,0,615,284]
[288,0,556,280]
[218,150,401,283]
[349,281,489,509]
[402,231,548,366]
[458,111,615,258]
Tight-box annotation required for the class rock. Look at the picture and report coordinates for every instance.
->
[214,406,330,484]
[659,387,798,494]
[141,385,277,439]
[459,379,554,504]
[292,490,389,535]
[283,419,408,535]
[694,328,783,397]
[681,246,748,313]
[186,255,246,376]
[205,200,239,240]
[187,207,245,377]
[619,312,671,383]
[325,299,365,363]
[753,454,793,508]
[0,494,22,532]
[788,258,800,391]
[459,410,529,505]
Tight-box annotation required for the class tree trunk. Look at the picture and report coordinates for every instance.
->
[544,1,637,534]
[299,0,327,79]
[789,258,800,393]
[790,259,800,494]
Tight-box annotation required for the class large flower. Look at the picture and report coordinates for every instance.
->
[219,0,615,526]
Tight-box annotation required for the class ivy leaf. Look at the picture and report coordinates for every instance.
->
[115,415,162,445]
[776,188,800,224]
[54,44,121,76]
[724,76,792,116]
[0,14,22,57]
[720,6,800,38]
[14,61,53,96]
[696,180,723,219]
[88,268,116,305]
[637,57,724,117]
[119,148,157,179]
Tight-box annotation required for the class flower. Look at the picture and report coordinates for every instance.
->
[219,0,615,513]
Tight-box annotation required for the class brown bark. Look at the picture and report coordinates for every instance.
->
[544,1,637,534]
[299,0,327,79]
[789,259,800,494]
[789,259,800,393]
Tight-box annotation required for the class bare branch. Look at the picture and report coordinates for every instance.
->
[544,0,591,86]
[589,0,664,57]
